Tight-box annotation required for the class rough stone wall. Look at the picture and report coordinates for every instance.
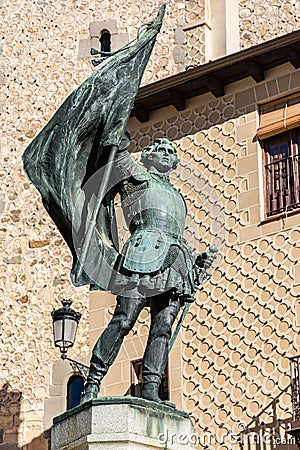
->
[0,0,179,448]
[239,0,300,49]
[0,0,90,437]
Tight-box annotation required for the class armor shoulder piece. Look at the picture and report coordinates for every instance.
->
[131,165,151,182]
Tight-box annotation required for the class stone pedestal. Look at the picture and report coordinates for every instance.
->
[51,396,196,450]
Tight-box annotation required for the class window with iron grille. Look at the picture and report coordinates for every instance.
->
[262,129,300,217]
[258,93,300,218]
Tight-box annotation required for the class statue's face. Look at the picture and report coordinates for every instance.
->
[148,142,177,173]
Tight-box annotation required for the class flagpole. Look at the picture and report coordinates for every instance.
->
[75,144,118,284]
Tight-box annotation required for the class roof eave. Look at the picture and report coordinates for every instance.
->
[132,29,300,122]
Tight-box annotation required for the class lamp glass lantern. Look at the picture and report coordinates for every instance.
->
[51,299,82,359]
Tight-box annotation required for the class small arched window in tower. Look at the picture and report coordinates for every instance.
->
[67,375,84,410]
[100,29,111,54]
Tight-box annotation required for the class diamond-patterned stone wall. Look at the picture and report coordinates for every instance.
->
[239,0,300,49]
[126,68,300,448]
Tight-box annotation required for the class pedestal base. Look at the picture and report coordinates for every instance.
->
[51,396,196,450]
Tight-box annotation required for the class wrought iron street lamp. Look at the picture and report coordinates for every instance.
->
[51,299,89,378]
[52,299,81,357]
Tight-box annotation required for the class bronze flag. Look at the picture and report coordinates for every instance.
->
[22,6,165,290]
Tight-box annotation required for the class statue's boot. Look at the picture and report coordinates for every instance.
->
[141,381,162,403]
[80,349,112,404]
[80,341,121,404]
[141,380,175,408]
[81,382,99,403]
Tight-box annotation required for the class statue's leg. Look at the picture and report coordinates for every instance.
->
[141,295,180,403]
[81,295,147,402]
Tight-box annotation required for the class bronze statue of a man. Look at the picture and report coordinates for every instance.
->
[81,137,214,403]
[22,6,215,407]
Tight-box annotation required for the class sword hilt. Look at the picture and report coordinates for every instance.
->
[194,244,217,287]
[169,244,217,353]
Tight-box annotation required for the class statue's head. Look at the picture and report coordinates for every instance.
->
[141,138,178,173]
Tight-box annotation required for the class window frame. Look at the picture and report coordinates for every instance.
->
[261,127,300,218]
[258,93,300,220]
[66,374,85,410]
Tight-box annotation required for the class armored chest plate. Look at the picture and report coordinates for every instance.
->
[122,175,187,237]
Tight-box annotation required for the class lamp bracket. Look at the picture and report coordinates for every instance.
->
[64,357,89,379]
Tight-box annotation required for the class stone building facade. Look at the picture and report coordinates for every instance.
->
[1,0,300,449]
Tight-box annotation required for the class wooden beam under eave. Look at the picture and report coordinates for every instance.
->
[287,47,300,68]
[134,103,149,123]
[170,89,186,111]
[247,60,265,82]
[206,75,225,98]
